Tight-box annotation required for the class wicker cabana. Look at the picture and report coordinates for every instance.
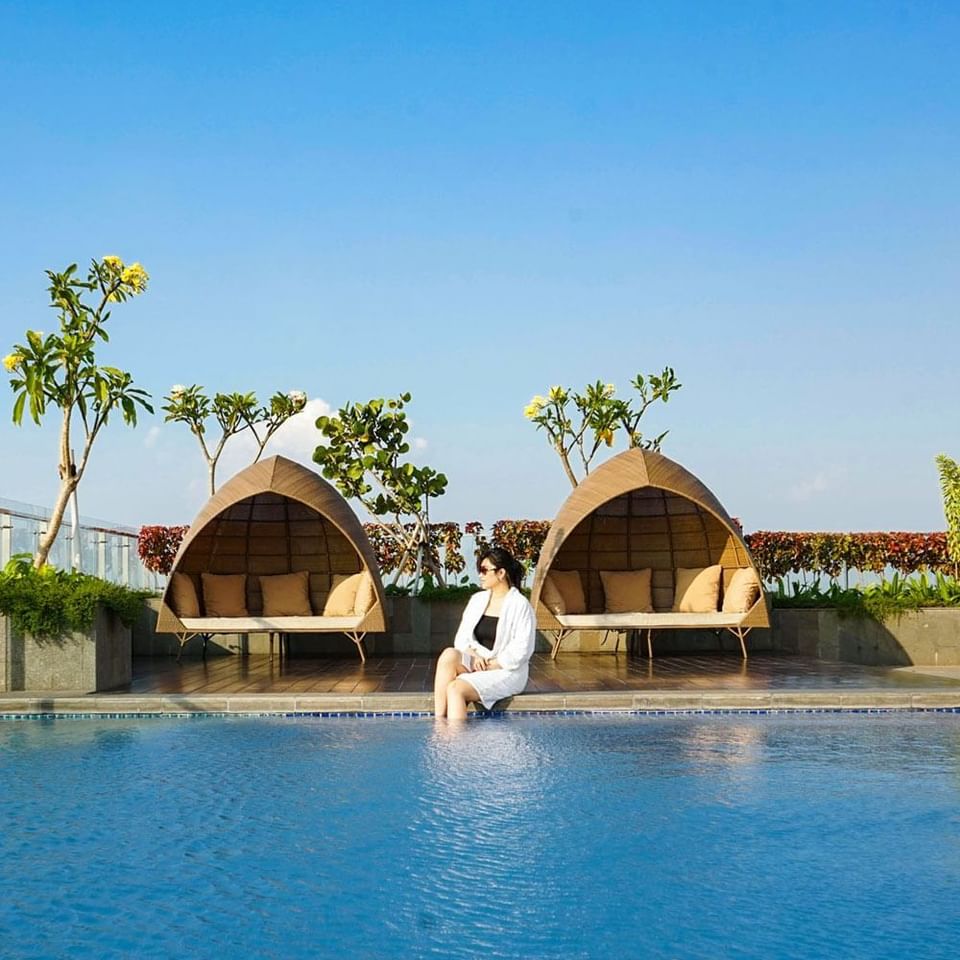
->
[156,455,387,660]
[530,448,769,658]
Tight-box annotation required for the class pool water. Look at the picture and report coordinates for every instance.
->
[1,714,959,959]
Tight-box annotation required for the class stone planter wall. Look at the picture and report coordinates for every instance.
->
[1,606,132,692]
[771,608,960,666]
[134,596,960,667]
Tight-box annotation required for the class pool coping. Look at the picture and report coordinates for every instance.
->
[3,688,960,717]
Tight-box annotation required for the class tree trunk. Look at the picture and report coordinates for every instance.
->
[35,476,78,568]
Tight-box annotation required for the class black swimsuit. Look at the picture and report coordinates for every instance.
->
[473,614,499,650]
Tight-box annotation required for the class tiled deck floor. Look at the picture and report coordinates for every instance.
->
[128,652,960,696]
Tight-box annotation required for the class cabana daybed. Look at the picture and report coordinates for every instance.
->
[156,456,387,662]
[530,449,768,659]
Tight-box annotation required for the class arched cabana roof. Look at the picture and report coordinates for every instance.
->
[156,455,387,637]
[530,448,768,633]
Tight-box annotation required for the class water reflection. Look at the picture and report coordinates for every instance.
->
[384,720,568,958]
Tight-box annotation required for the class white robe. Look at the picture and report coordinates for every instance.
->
[453,587,537,709]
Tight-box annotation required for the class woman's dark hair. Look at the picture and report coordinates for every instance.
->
[477,546,525,589]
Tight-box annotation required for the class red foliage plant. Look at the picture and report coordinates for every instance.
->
[136,521,951,586]
[137,525,189,576]
[744,531,950,582]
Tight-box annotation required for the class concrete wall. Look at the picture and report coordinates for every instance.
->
[1,606,132,692]
[771,608,960,666]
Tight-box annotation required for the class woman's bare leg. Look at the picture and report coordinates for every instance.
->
[446,678,481,721]
[434,647,469,717]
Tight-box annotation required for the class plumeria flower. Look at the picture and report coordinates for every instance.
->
[287,389,307,409]
[120,262,149,293]
[524,395,546,419]
[101,255,123,271]
[548,385,566,402]
[169,384,186,397]
[2,352,21,372]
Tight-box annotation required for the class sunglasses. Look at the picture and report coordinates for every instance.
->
[479,565,500,575]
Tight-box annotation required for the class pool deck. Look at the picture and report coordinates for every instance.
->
[3,652,960,715]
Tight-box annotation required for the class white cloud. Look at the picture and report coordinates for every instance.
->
[143,425,161,449]
[413,437,428,451]
[264,397,332,464]
[787,466,847,503]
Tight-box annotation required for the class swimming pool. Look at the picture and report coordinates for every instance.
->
[1,714,958,959]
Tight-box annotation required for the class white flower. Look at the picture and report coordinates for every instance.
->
[170,384,186,397]
[288,390,307,408]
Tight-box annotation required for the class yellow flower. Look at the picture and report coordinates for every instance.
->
[524,395,546,419]
[604,383,615,397]
[120,262,149,293]
[598,428,614,446]
[101,255,123,271]
[2,352,21,372]
[548,385,565,402]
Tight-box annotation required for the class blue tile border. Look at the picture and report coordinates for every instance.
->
[2,705,960,721]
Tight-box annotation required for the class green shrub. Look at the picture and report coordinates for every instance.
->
[770,573,960,621]
[0,555,149,639]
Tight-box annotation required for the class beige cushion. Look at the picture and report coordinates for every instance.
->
[170,572,200,618]
[353,571,376,616]
[600,569,653,614]
[548,570,586,615]
[541,575,567,615]
[201,573,248,617]
[323,572,363,617]
[672,565,722,613]
[260,571,312,617]
[722,567,761,613]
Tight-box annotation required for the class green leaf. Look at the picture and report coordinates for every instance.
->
[11,391,25,425]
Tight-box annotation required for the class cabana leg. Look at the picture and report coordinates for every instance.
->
[727,626,750,659]
[550,629,571,660]
[175,632,202,663]
[345,631,367,664]
[646,629,654,660]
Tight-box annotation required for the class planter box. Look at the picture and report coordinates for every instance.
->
[1,606,132,692]
[772,607,960,666]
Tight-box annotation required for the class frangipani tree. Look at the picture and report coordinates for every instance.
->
[162,386,308,495]
[936,454,960,575]
[524,370,681,488]
[313,393,448,593]
[4,257,153,568]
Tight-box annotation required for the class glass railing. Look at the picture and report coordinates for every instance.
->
[0,496,162,591]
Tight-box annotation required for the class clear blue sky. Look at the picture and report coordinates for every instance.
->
[2,0,958,533]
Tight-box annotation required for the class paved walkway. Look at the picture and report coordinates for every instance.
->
[2,653,960,715]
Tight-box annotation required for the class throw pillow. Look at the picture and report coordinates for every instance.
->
[323,572,363,617]
[672,565,722,613]
[600,569,654,614]
[201,573,249,617]
[722,567,761,613]
[541,574,567,615]
[259,571,312,617]
[170,572,200,618]
[353,571,376,616]
[549,570,587,614]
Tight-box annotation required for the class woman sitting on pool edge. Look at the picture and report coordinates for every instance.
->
[433,546,537,719]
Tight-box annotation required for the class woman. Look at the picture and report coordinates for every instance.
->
[433,546,537,719]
